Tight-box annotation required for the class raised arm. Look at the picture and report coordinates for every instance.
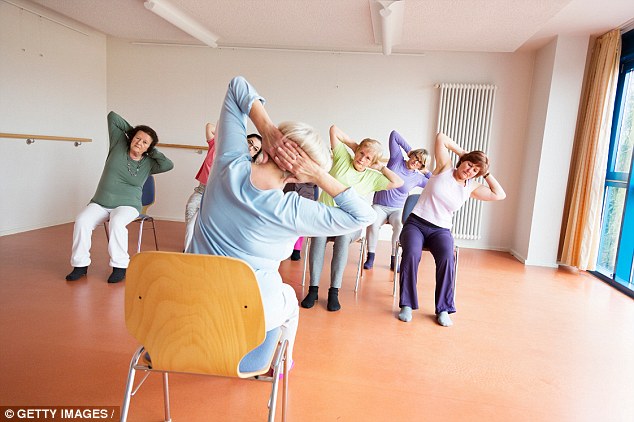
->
[471,173,506,201]
[434,132,466,174]
[330,125,358,152]
[216,76,280,164]
[370,162,404,189]
[294,189,377,239]
[248,99,286,166]
[389,130,412,155]
[205,122,216,141]
[148,148,174,174]
[107,111,132,150]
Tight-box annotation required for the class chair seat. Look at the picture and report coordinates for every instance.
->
[239,327,282,375]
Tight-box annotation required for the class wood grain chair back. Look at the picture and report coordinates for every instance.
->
[125,251,265,377]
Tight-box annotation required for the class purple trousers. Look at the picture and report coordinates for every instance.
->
[398,214,456,314]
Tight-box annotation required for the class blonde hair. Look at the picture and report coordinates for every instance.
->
[408,148,429,168]
[278,121,332,170]
[356,138,385,166]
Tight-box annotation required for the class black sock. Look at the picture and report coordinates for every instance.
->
[327,287,340,312]
[301,286,319,308]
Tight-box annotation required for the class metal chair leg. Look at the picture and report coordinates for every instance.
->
[267,339,288,422]
[162,372,171,422]
[120,346,144,422]
[136,219,145,253]
[282,346,289,422]
[150,219,158,251]
[392,242,401,297]
[354,237,365,292]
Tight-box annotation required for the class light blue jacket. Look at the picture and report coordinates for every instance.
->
[189,76,376,328]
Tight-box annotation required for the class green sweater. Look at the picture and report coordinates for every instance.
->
[91,111,174,212]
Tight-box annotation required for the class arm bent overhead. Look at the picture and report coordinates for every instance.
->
[370,162,403,190]
[433,132,466,175]
[205,122,216,141]
[214,76,271,167]
[471,173,506,201]
[107,111,133,151]
[148,148,174,174]
[330,125,359,152]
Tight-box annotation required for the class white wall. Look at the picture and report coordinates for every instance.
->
[0,0,107,235]
[3,4,589,264]
[511,35,589,267]
[512,40,557,263]
[106,40,534,251]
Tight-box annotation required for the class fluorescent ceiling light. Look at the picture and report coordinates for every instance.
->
[144,0,218,48]
[369,0,405,55]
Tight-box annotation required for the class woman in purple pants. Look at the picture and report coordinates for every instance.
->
[397,133,506,326]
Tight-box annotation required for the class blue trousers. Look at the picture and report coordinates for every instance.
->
[398,214,456,314]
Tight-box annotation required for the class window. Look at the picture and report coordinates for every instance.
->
[594,29,634,296]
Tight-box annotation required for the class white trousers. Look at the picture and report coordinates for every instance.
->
[278,283,299,365]
[366,204,403,255]
[70,202,139,268]
[184,184,204,251]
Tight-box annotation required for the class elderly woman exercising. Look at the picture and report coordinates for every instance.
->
[397,132,506,326]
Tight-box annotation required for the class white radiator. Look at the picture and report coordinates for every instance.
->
[436,83,497,240]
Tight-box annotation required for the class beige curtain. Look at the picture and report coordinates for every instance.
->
[559,29,621,270]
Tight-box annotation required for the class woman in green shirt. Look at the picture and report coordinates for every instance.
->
[65,111,173,283]
[302,125,403,311]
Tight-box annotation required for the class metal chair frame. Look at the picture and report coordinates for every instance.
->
[120,252,289,422]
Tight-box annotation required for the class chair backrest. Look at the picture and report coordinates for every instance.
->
[125,251,266,377]
[140,175,156,214]
[402,194,421,222]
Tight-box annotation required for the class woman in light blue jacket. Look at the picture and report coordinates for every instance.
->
[189,76,376,366]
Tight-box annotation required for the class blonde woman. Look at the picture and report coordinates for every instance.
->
[302,125,404,312]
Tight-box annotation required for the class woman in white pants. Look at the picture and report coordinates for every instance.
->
[65,111,173,283]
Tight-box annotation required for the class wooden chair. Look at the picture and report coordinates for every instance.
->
[104,175,158,253]
[120,251,289,422]
[301,234,366,292]
[392,194,459,296]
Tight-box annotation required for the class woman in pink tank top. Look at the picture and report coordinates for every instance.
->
[397,133,506,326]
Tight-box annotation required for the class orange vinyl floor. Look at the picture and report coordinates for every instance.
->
[1,221,633,421]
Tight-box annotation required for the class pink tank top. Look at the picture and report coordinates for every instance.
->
[194,137,216,184]
[411,168,477,229]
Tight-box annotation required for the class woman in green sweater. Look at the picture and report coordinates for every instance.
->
[65,111,174,283]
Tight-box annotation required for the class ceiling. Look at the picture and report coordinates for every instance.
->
[21,0,634,53]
